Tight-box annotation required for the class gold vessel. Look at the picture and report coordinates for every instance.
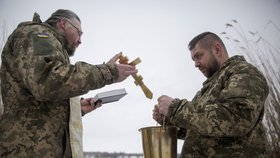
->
[139,126,178,158]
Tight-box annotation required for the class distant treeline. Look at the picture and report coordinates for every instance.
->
[83,152,182,158]
[83,152,144,158]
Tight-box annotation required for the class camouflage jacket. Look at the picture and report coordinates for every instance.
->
[168,56,269,158]
[0,13,119,157]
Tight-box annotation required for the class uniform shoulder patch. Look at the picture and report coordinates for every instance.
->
[37,33,49,38]
[33,32,55,55]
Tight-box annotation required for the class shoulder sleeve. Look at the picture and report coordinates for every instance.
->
[168,62,268,137]
[16,25,118,101]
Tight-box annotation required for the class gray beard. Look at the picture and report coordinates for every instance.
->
[66,45,75,57]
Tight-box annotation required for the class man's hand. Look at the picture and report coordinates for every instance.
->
[152,105,164,124]
[157,95,174,116]
[80,97,102,116]
[107,52,138,83]
[153,101,173,126]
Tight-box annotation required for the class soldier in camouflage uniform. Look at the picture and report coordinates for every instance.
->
[0,9,137,157]
[153,32,269,157]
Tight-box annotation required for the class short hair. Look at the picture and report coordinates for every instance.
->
[188,32,226,51]
[45,9,81,27]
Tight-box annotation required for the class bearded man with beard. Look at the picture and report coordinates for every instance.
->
[153,32,269,157]
[0,9,137,157]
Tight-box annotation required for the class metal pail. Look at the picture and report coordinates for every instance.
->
[139,126,178,158]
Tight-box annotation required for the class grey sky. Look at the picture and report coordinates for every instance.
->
[1,0,279,153]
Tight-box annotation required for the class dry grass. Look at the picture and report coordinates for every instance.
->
[221,19,280,157]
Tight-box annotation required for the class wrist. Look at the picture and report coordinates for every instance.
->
[167,98,181,117]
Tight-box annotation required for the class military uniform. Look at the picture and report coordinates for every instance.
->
[168,56,269,157]
[0,13,119,157]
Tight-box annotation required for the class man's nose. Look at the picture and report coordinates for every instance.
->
[194,60,200,68]
[77,37,81,45]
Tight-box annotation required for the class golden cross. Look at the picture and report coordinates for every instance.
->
[118,54,153,99]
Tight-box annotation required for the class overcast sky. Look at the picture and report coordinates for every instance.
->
[1,0,280,153]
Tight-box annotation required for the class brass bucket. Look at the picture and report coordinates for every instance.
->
[139,126,178,158]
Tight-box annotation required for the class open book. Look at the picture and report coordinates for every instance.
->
[92,88,127,105]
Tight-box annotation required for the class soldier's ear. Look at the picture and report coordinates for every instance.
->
[214,43,222,57]
[58,19,68,31]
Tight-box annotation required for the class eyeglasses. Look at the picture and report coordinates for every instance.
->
[65,19,83,37]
